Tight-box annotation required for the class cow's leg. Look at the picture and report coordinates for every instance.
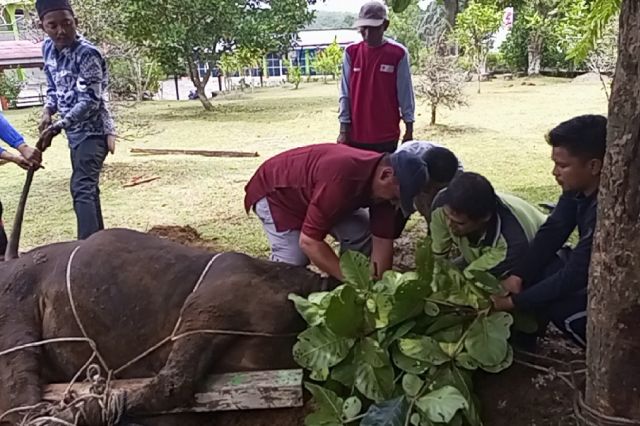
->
[0,311,42,425]
[125,331,235,416]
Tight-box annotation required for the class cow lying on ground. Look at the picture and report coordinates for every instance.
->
[0,229,330,425]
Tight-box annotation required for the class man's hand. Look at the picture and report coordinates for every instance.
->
[107,134,116,155]
[299,233,344,281]
[337,123,350,144]
[501,275,523,295]
[1,151,30,170]
[491,295,515,311]
[39,109,53,133]
[402,121,414,143]
[39,126,62,152]
[17,144,42,168]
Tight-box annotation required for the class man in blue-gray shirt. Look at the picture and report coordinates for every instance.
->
[35,0,115,240]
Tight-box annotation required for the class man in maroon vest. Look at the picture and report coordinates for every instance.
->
[338,1,415,154]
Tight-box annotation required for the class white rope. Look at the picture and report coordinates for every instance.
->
[115,253,225,375]
[66,245,110,373]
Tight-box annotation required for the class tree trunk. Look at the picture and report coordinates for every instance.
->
[586,0,640,421]
[430,104,437,126]
[443,0,458,29]
[527,34,543,76]
[187,56,214,111]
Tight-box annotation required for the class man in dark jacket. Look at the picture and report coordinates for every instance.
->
[493,115,607,348]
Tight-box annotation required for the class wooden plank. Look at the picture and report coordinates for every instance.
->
[130,148,259,158]
[43,369,303,414]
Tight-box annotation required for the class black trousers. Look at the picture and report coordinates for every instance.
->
[346,140,398,154]
[524,252,588,348]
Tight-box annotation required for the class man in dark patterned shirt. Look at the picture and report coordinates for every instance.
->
[34,0,115,239]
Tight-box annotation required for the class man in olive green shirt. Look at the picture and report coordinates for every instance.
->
[430,172,546,279]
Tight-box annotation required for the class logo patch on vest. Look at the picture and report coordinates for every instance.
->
[380,64,395,73]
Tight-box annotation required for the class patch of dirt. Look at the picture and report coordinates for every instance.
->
[148,225,221,252]
[572,72,613,84]
[477,327,585,426]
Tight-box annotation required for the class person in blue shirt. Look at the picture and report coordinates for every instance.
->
[34,0,116,240]
[493,115,606,348]
[0,113,40,169]
[0,113,42,257]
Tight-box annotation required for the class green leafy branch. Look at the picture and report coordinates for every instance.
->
[289,237,526,426]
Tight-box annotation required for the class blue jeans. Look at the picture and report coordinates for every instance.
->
[70,136,108,240]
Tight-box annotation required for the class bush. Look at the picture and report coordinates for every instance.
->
[500,19,529,73]
[486,52,506,72]
[0,71,24,107]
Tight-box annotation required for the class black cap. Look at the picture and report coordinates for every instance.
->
[390,151,429,217]
[36,0,74,19]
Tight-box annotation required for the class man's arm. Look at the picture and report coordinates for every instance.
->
[51,50,105,131]
[429,207,453,258]
[371,236,393,278]
[512,208,595,309]
[0,114,41,167]
[299,233,344,280]
[396,50,415,142]
[338,50,352,143]
[510,192,577,283]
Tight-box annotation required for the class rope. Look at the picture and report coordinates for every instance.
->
[514,349,640,426]
[66,246,110,373]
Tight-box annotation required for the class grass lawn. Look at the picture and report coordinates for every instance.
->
[0,78,607,255]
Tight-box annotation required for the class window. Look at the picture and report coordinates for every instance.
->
[266,53,282,77]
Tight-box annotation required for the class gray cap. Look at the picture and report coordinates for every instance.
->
[354,1,389,28]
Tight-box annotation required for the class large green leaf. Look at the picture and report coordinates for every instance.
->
[293,326,355,371]
[304,383,343,426]
[389,280,430,325]
[356,337,390,368]
[416,237,435,284]
[330,350,356,388]
[381,321,416,349]
[425,313,469,336]
[469,270,503,294]
[325,285,364,337]
[402,374,424,398]
[416,386,469,424]
[342,396,362,421]
[430,365,482,426]
[375,294,394,328]
[355,362,395,403]
[464,313,513,366]
[392,345,431,374]
[398,336,451,366]
[340,251,371,290]
[480,345,514,374]
[288,293,326,326]
[361,396,409,426]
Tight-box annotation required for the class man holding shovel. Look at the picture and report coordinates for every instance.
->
[28,0,116,240]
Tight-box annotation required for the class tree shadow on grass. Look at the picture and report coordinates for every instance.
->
[149,96,335,124]
[418,124,491,139]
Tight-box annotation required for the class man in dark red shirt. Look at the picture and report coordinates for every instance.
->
[244,144,427,280]
[338,1,415,154]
